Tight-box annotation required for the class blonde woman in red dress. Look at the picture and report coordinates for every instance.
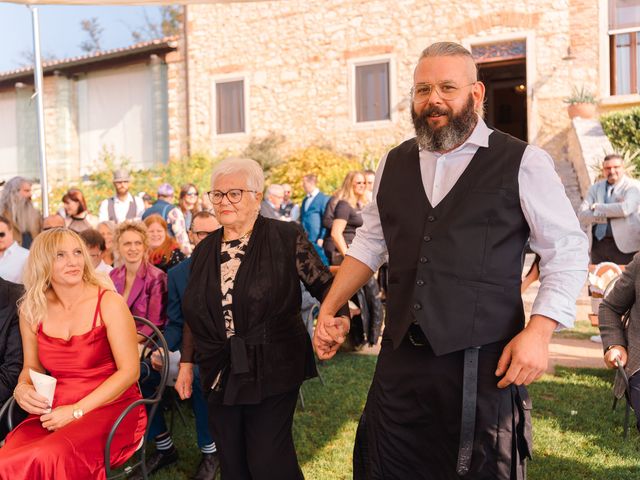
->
[0,228,146,479]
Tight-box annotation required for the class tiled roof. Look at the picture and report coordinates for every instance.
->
[0,36,178,81]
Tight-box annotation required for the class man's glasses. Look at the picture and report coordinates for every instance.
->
[411,81,476,103]
[207,189,256,205]
[192,230,215,239]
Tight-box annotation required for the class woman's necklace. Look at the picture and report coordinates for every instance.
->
[223,228,253,243]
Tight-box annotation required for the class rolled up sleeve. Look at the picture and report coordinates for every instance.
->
[520,146,589,329]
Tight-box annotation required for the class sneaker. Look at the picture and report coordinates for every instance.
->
[590,335,602,344]
[128,448,178,479]
[192,452,220,480]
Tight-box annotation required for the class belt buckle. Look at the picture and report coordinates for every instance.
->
[408,324,426,347]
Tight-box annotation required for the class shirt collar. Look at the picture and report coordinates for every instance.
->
[308,188,319,198]
[113,193,134,204]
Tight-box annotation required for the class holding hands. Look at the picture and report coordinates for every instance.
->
[313,313,350,360]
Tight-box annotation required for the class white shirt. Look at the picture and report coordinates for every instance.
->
[96,260,113,274]
[348,117,589,329]
[0,241,30,284]
[304,188,320,206]
[98,193,145,223]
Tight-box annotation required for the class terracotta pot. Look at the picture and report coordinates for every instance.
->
[567,103,597,119]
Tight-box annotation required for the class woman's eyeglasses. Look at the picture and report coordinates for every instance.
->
[207,189,256,205]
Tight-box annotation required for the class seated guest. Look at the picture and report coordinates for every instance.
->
[79,229,113,275]
[144,214,186,273]
[142,211,221,480]
[59,188,97,233]
[97,221,116,267]
[0,228,146,478]
[42,215,65,231]
[109,221,173,473]
[0,216,29,284]
[178,158,349,479]
[109,221,167,338]
[599,252,640,433]
[0,277,23,440]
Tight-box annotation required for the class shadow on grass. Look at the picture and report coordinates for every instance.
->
[528,451,640,480]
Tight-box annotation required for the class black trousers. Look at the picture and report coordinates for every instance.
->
[208,388,303,480]
[354,331,531,480]
[591,237,635,265]
[629,372,640,433]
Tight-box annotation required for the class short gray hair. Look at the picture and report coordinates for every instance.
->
[267,184,284,197]
[418,42,478,79]
[210,157,265,194]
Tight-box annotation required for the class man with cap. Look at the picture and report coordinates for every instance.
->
[142,183,191,256]
[98,169,145,224]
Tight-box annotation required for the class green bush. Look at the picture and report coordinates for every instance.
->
[49,147,224,215]
[601,107,640,154]
[269,146,364,204]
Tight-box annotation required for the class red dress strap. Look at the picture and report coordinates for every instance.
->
[92,288,108,329]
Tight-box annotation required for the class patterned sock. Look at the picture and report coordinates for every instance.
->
[155,432,174,452]
[200,442,216,454]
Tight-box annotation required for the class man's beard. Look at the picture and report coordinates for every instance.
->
[412,94,478,152]
[14,196,41,235]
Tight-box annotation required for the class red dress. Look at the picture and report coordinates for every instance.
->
[0,289,147,480]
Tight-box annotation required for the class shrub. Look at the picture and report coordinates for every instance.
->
[242,132,286,177]
[269,146,364,204]
[601,107,640,154]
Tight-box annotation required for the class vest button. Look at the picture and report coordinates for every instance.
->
[427,215,436,222]
[423,235,431,242]
[413,303,422,310]
[419,256,429,263]
[416,279,425,286]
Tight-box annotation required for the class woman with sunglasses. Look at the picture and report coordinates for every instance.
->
[178,157,349,479]
[178,184,201,233]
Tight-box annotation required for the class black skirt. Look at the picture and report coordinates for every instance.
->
[353,330,531,480]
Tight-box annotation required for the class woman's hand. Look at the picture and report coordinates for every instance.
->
[14,384,50,415]
[604,345,628,369]
[40,405,75,431]
[313,314,350,360]
[175,363,194,400]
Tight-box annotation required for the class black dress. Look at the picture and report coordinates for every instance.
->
[323,199,363,266]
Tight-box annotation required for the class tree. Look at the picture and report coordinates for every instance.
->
[18,50,58,68]
[130,6,182,43]
[79,17,103,54]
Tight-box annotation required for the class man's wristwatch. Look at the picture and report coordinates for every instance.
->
[72,405,84,420]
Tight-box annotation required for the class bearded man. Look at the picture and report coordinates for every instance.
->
[0,177,41,249]
[314,42,589,479]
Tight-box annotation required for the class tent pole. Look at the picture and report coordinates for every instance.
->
[29,6,49,215]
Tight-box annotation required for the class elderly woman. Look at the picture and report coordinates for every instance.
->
[176,157,349,479]
[0,228,145,478]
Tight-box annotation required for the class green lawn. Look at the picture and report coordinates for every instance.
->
[554,319,601,341]
[140,355,639,480]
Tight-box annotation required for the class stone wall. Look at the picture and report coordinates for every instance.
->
[185,0,602,167]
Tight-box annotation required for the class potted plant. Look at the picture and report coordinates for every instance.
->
[563,86,598,119]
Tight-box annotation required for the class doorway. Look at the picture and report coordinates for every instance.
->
[478,60,528,142]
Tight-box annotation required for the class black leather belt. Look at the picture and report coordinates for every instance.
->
[456,346,481,476]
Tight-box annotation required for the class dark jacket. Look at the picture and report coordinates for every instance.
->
[181,215,348,405]
[164,258,191,351]
[0,278,24,405]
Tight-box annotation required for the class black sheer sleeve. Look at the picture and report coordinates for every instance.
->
[295,227,350,318]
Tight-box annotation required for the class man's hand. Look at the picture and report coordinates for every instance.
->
[175,362,194,400]
[40,405,75,431]
[604,345,628,369]
[495,315,556,388]
[150,348,165,371]
[313,313,349,360]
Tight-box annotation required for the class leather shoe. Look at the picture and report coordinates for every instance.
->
[128,448,178,479]
[192,452,220,480]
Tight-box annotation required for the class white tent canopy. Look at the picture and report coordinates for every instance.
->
[7,1,254,4]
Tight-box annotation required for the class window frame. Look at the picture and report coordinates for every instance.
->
[348,55,396,127]
[211,75,249,137]
[608,1,640,95]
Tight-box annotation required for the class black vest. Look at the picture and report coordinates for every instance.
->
[377,129,529,355]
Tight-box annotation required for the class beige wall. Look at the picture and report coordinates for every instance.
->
[184,0,604,164]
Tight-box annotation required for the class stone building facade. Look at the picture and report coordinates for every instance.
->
[182,0,639,174]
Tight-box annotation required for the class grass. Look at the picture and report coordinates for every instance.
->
[138,355,639,480]
[554,319,600,340]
